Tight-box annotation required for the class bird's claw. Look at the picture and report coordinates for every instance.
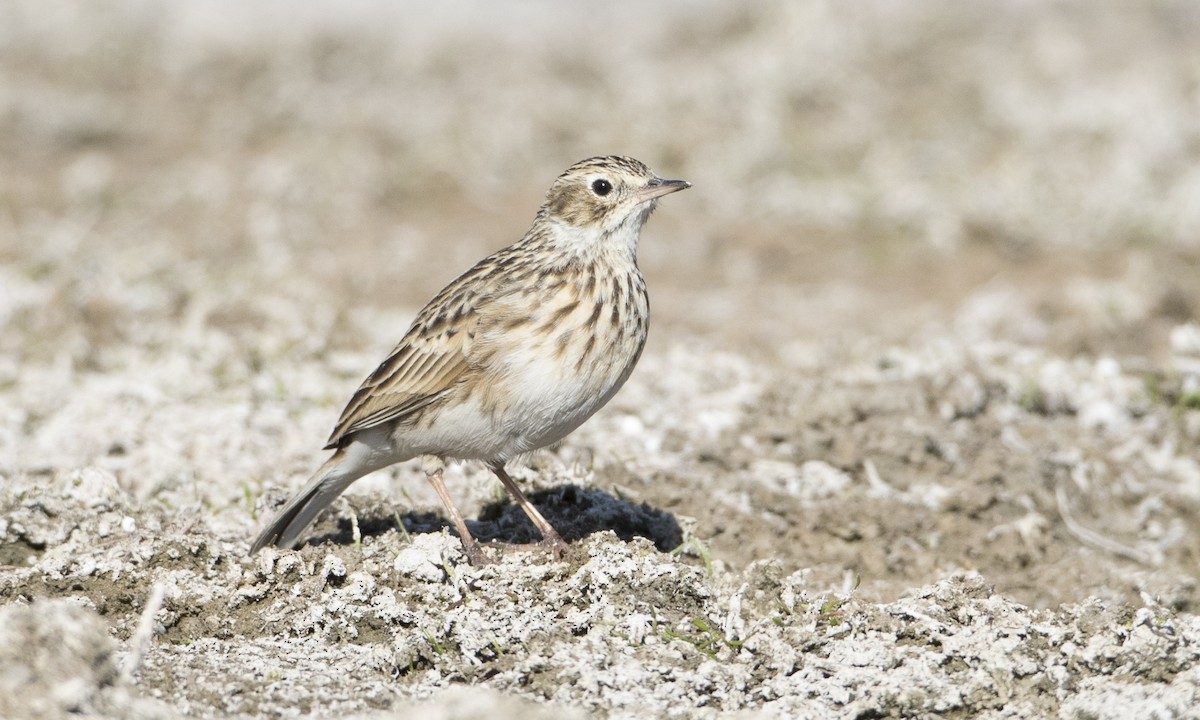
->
[484,534,571,561]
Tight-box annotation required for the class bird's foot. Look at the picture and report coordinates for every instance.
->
[460,539,496,567]
[485,533,570,561]
[536,533,571,560]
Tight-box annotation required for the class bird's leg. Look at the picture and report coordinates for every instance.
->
[422,455,490,566]
[488,461,570,557]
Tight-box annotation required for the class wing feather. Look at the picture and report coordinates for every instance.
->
[321,240,541,449]
[323,292,486,449]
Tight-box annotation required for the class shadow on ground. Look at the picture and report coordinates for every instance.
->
[304,485,685,554]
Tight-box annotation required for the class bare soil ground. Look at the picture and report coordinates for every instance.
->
[3,2,1200,718]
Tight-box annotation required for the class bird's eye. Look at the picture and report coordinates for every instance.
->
[591,179,613,197]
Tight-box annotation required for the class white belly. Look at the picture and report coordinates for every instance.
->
[389,267,648,463]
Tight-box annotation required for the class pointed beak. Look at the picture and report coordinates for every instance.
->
[637,176,691,203]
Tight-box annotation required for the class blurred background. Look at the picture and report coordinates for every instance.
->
[4,0,1198,362]
[3,0,1200,606]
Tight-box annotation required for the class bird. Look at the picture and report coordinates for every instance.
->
[249,156,689,564]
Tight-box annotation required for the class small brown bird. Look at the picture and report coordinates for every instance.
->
[249,156,689,564]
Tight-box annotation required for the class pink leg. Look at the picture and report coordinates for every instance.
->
[423,457,489,566]
[489,462,570,557]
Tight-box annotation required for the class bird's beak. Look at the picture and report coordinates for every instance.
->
[637,176,691,203]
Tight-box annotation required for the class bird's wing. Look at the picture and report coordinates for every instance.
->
[323,281,486,449]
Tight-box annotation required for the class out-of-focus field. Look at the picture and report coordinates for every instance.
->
[3,2,1200,718]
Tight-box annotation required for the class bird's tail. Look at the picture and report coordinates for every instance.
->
[249,448,375,554]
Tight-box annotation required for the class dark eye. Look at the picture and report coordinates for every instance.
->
[591,178,613,196]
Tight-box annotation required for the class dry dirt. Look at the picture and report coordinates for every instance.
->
[3,2,1200,718]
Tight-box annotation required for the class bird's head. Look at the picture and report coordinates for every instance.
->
[541,156,690,241]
